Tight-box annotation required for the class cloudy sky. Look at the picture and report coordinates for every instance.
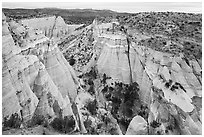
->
[2,2,202,13]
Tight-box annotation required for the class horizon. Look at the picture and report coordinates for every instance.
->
[2,2,202,14]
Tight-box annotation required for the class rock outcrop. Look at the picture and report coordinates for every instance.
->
[2,12,202,135]
[93,21,202,134]
[2,14,81,130]
[3,13,38,122]
[126,115,148,135]
[21,16,83,40]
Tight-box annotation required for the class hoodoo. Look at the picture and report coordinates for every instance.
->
[2,13,83,133]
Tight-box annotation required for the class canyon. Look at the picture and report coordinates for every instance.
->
[2,11,202,135]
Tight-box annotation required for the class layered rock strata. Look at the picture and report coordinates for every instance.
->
[2,14,81,130]
[21,16,84,40]
[94,22,202,134]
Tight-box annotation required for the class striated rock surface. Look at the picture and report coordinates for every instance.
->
[44,47,78,103]
[2,15,39,122]
[126,115,148,135]
[21,16,84,40]
[96,30,201,103]
[2,14,81,131]
[93,21,202,135]
[2,13,202,135]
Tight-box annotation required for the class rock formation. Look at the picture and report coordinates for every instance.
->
[2,13,82,131]
[21,16,83,40]
[2,11,202,135]
[92,20,202,134]
[126,115,148,135]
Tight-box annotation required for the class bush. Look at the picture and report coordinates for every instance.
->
[3,113,22,130]
[88,85,95,95]
[150,120,161,128]
[109,127,118,135]
[84,118,94,134]
[85,99,98,115]
[102,81,142,133]
[31,114,46,127]
[69,58,76,66]
[50,115,75,133]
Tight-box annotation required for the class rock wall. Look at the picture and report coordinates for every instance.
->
[96,35,201,102]
[2,14,202,135]
[21,16,56,38]
[44,46,78,103]
[2,14,80,129]
[95,23,202,134]
[148,85,202,135]
[126,115,148,135]
[21,16,84,40]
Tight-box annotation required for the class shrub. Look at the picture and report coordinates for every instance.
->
[31,114,46,126]
[50,115,75,133]
[150,120,161,128]
[84,118,94,134]
[69,58,76,66]
[88,85,95,95]
[109,127,118,135]
[3,113,22,130]
[101,81,142,133]
[85,99,98,115]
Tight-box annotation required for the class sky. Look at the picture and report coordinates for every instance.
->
[2,2,202,13]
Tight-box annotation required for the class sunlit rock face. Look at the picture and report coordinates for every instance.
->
[33,66,74,118]
[2,13,10,36]
[2,13,202,135]
[94,22,201,135]
[97,34,130,83]
[126,115,148,135]
[148,86,202,135]
[52,16,69,38]
[2,16,33,122]
[21,16,83,40]
[2,14,80,128]
[21,16,56,38]
[97,34,201,105]
[44,46,78,103]
[96,37,153,107]
[2,20,39,122]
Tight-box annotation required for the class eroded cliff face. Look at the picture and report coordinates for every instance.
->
[93,22,202,135]
[2,14,202,135]
[2,14,123,135]
[2,13,81,131]
[21,16,83,40]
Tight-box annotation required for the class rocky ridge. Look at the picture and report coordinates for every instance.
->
[21,16,83,41]
[2,13,123,135]
[91,20,202,135]
[2,13,84,132]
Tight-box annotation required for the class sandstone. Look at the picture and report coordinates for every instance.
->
[33,67,68,115]
[44,48,78,103]
[21,16,56,38]
[2,33,21,60]
[2,22,40,122]
[184,115,202,135]
[2,11,202,135]
[21,16,83,40]
[189,60,202,78]
[126,115,148,135]
[2,23,10,36]
[2,68,22,119]
[158,66,171,81]
[2,15,81,130]
[145,59,159,79]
